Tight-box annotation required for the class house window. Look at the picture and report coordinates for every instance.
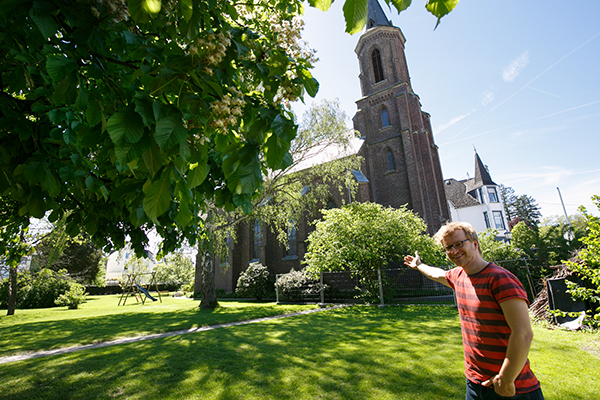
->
[372,49,384,83]
[483,211,491,229]
[381,108,389,127]
[252,220,261,260]
[286,224,297,257]
[386,150,395,171]
[493,211,505,230]
[488,187,499,203]
[478,188,484,204]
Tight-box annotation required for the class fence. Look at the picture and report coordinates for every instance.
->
[275,258,536,306]
[276,266,455,306]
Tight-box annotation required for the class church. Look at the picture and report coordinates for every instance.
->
[214,0,450,292]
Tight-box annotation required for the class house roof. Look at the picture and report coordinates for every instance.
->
[462,152,497,192]
[366,0,392,30]
[444,178,481,209]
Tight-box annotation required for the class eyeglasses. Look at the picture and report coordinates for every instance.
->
[443,239,469,252]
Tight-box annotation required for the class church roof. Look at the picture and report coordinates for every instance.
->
[366,0,392,30]
[444,178,481,209]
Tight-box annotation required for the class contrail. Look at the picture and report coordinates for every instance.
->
[442,30,600,144]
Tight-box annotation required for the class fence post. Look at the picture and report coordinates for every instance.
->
[320,272,325,304]
[275,274,280,304]
[522,258,536,299]
[377,269,385,307]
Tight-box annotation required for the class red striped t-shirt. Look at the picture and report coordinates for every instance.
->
[445,263,540,393]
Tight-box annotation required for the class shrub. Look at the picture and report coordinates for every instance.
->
[276,268,324,302]
[0,268,79,309]
[55,283,88,309]
[236,262,273,301]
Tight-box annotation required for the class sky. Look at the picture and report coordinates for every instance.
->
[292,1,600,220]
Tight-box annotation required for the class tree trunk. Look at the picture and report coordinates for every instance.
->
[195,211,219,309]
[199,246,218,309]
[7,263,17,316]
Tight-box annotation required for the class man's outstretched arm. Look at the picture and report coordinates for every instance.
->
[403,252,450,288]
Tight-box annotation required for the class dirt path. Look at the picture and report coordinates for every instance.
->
[0,305,347,365]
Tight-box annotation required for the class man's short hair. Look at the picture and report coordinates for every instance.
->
[433,221,479,244]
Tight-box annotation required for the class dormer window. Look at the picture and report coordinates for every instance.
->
[372,49,384,83]
[488,187,499,203]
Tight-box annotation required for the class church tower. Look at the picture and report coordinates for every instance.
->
[353,0,450,234]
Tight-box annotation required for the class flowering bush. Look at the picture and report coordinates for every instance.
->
[235,262,273,301]
[275,268,323,302]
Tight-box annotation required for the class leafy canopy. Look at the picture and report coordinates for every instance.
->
[308,0,460,33]
[565,195,600,323]
[0,0,317,256]
[303,201,445,275]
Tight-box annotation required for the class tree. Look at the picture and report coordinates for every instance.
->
[155,252,194,290]
[303,202,446,285]
[1,0,317,260]
[478,228,525,263]
[193,99,362,308]
[309,0,461,33]
[499,185,542,229]
[565,195,600,326]
[32,217,103,284]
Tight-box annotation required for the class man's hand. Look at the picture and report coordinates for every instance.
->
[403,252,421,270]
[482,375,516,398]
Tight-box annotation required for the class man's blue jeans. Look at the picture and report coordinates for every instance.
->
[466,380,544,400]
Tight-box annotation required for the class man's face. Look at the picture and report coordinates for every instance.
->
[440,229,479,267]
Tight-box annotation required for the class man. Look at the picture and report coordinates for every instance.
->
[404,222,544,400]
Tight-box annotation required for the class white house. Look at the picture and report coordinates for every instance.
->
[105,244,159,282]
[444,152,510,242]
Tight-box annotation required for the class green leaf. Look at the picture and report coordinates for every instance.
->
[180,0,193,21]
[307,0,334,11]
[187,161,209,189]
[29,9,58,39]
[134,97,156,127]
[46,56,77,82]
[75,84,89,110]
[142,142,164,176]
[342,0,368,35]
[51,76,78,105]
[23,162,46,184]
[299,68,319,98]
[425,0,460,29]
[85,100,102,126]
[106,105,144,145]
[389,0,412,13]
[128,0,161,22]
[155,113,187,150]
[143,170,172,225]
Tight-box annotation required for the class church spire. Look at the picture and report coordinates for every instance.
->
[366,0,392,30]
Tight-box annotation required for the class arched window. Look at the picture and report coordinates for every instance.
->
[386,150,396,171]
[252,220,261,260]
[371,49,384,83]
[381,108,389,127]
[286,223,297,257]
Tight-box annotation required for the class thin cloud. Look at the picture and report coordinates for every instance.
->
[434,112,471,135]
[481,89,495,105]
[503,51,530,82]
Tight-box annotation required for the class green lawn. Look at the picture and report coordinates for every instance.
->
[0,299,598,399]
